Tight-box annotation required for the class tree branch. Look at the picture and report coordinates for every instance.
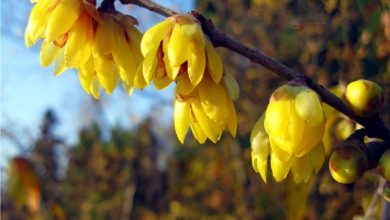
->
[120,0,390,141]
[119,0,177,17]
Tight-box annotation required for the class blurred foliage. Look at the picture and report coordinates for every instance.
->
[2,0,390,219]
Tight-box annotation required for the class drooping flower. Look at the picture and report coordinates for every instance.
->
[174,73,238,144]
[78,12,143,98]
[251,83,326,183]
[25,0,87,47]
[138,14,223,90]
[25,0,143,98]
[265,83,325,160]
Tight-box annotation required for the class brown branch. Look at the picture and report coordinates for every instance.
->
[120,0,390,141]
[119,0,177,17]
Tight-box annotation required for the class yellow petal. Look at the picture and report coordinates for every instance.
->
[176,74,195,96]
[174,99,191,143]
[250,114,270,182]
[296,122,325,157]
[188,44,206,86]
[94,15,115,56]
[223,73,240,101]
[206,39,223,84]
[95,56,118,94]
[191,98,222,143]
[190,123,207,144]
[250,114,269,154]
[167,24,189,68]
[308,143,325,173]
[295,88,324,126]
[225,96,237,136]
[64,12,92,67]
[46,0,83,41]
[97,73,118,94]
[264,91,292,140]
[286,103,304,154]
[126,26,143,65]
[198,77,227,124]
[154,76,171,90]
[25,0,55,47]
[90,75,100,99]
[164,57,180,80]
[95,56,112,76]
[255,154,269,182]
[79,54,95,75]
[141,20,173,56]
[54,48,66,75]
[142,47,159,84]
[112,23,137,84]
[181,21,205,48]
[78,71,93,95]
[271,152,292,182]
[134,64,147,89]
[40,40,60,67]
[291,157,312,183]
[269,137,293,161]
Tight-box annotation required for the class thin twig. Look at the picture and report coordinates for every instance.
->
[120,0,390,141]
[119,0,177,17]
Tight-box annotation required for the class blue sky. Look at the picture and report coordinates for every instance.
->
[0,0,194,168]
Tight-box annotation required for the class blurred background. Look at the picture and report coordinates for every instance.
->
[1,0,389,219]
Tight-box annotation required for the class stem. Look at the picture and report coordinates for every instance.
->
[119,0,177,17]
[120,0,390,141]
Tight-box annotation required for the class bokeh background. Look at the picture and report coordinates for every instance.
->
[1,0,390,219]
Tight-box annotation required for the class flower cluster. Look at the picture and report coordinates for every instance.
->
[139,14,238,143]
[251,83,326,183]
[26,6,238,143]
[25,0,142,98]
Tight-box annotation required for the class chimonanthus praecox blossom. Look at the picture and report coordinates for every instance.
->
[174,73,239,144]
[25,0,142,99]
[251,83,326,183]
[137,14,223,89]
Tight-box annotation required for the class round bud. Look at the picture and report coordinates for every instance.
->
[344,79,383,117]
[378,149,390,181]
[329,145,368,184]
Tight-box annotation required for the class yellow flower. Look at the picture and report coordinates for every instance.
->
[39,11,95,75]
[264,84,325,161]
[174,73,238,144]
[25,0,90,47]
[25,0,143,98]
[138,14,223,90]
[80,12,142,98]
[251,83,326,183]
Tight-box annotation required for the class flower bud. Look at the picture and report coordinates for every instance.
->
[378,149,390,181]
[344,79,383,117]
[264,83,325,161]
[322,115,356,156]
[329,145,368,184]
[251,83,326,183]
